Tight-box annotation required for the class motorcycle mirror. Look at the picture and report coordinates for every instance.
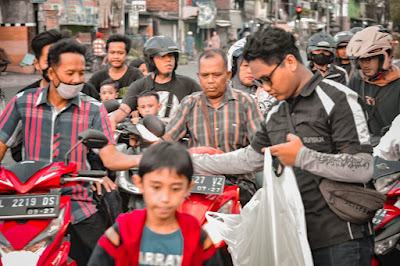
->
[103,99,120,113]
[142,114,166,137]
[78,129,109,149]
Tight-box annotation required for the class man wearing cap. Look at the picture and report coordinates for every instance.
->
[93,32,106,68]
[185,31,196,61]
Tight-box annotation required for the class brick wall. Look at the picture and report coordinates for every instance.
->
[146,0,178,13]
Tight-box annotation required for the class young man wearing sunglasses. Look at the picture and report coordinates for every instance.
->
[191,27,374,265]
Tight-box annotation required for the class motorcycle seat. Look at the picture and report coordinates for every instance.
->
[3,161,52,184]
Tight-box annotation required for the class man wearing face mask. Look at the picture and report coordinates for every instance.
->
[0,39,142,265]
[19,29,99,99]
[12,30,100,163]
[307,31,348,85]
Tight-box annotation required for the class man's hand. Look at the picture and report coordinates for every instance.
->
[91,176,117,195]
[269,133,304,166]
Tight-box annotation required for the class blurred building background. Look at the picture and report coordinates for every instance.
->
[0,0,398,73]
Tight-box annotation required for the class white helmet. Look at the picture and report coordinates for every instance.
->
[347,26,393,71]
[227,38,247,75]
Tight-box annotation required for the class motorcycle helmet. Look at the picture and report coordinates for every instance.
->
[349,27,363,35]
[306,31,335,63]
[227,37,247,76]
[143,36,180,73]
[333,31,354,48]
[347,26,393,76]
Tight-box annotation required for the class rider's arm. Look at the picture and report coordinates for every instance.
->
[163,95,191,141]
[373,114,400,161]
[109,103,131,131]
[192,145,264,175]
[295,147,373,183]
[0,141,8,162]
[99,144,140,171]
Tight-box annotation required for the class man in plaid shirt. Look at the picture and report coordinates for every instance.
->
[163,49,263,205]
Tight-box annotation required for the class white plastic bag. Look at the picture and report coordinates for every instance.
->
[205,149,313,266]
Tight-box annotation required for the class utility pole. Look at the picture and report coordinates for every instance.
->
[120,0,125,35]
[325,0,330,33]
[178,0,185,55]
[275,0,279,25]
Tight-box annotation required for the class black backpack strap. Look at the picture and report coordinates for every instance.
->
[164,91,174,118]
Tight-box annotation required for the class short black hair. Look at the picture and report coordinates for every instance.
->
[129,58,146,68]
[198,49,228,70]
[138,142,193,183]
[138,90,160,102]
[100,78,119,91]
[48,39,86,68]
[243,27,303,65]
[106,34,132,53]
[31,29,63,59]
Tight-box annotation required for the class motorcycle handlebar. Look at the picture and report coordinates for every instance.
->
[77,170,107,177]
[62,177,104,184]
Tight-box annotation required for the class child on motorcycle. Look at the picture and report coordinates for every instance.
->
[131,90,162,125]
[100,78,120,102]
[88,142,215,265]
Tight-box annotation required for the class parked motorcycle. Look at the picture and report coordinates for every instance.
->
[0,129,109,266]
[372,156,400,265]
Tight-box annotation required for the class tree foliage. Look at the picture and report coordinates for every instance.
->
[390,0,400,30]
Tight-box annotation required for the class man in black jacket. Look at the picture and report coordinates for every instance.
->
[192,27,374,265]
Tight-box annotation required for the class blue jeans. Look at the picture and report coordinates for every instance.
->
[312,235,374,266]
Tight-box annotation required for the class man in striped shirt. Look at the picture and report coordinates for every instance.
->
[163,49,263,205]
[0,39,140,265]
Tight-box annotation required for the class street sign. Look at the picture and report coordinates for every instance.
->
[132,1,146,12]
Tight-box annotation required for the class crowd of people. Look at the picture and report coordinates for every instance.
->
[0,24,399,265]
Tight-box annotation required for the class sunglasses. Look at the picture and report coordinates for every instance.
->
[252,60,283,88]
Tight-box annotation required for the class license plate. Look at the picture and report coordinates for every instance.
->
[0,193,60,220]
[191,175,225,195]
[372,209,387,228]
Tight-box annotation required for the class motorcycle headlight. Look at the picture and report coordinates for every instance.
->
[375,232,400,255]
[217,200,233,214]
[0,207,65,256]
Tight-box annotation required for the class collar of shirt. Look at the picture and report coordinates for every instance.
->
[200,85,237,108]
[35,85,81,108]
[298,71,324,98]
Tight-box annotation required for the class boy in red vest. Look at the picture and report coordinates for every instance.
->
[88,142,215,265]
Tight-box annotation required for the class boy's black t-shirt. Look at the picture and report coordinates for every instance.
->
[122,74,201,118]
[88,66,144,97]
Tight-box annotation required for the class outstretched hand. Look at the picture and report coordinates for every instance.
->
[268,134,304,166]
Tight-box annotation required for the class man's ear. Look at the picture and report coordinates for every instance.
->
[187,181,195,196]
[33,58,41,72]
[226,70,232,81]
[133,174,143,193]
[286,54,298,72]
[47,66,56,82]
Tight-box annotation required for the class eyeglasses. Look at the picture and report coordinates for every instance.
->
[252,60,283,88]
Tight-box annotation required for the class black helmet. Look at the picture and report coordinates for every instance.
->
[307,31,335,54]
[349,27,363,34]
[333,31,354,48]
[143,36,180,73]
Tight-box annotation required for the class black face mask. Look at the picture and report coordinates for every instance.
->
[312,53,332,66]
[42,67,50,82]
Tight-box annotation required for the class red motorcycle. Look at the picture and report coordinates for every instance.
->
[182,146,241,249]
[0,129,108,266]
[372,157,400,266]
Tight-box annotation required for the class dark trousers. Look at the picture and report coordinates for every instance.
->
[312,235,374,266]
[67,212,106,266]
